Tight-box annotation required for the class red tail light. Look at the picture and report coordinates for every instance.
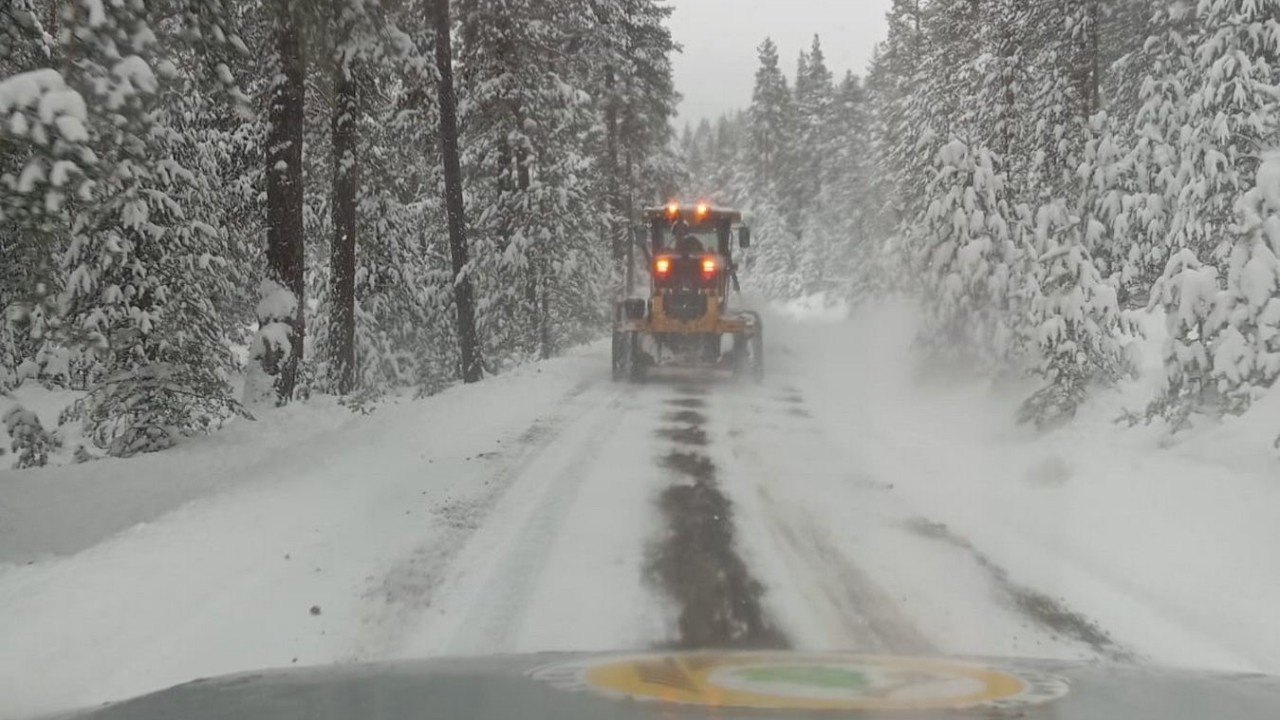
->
[654,256,672,276]
[701,256,717,279]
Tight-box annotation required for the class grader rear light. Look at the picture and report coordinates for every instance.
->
[695,203,710,219]
[701,256,717,279]
[654,256,672,276]
[665,202,680,220]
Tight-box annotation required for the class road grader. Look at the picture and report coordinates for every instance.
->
[612,202,763,382]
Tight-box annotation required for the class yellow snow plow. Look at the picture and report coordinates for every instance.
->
[613,203,762,382]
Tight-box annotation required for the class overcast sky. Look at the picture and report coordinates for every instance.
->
[668,0,894,128]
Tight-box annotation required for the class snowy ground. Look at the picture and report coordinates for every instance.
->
[2,301,1279,718]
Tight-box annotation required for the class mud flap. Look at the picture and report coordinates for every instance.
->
[613,331,646,383]
[731,314,764,382]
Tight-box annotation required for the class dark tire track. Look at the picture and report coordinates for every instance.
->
[646,395,788,651]
[655,425,708,446]
[905,517,1135,662]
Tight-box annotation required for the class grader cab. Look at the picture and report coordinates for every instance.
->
[612,202,763,382]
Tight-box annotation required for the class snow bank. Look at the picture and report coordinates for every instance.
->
[0,392,351,563]
[0,353,608,717]
[785,298,1280,674]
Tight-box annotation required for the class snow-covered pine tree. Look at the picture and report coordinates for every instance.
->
[915,139,1019,370]
[324,0,367,396]
[861,49,905,288]
[297,0,440,399]
[1018,198,1128,427]
[1100,0,1162,125]
[875,0,931,234]
[793,36,837,295]
[249,0,308,406]
[1169,0,1280,267]
[457,0,606,365]
[1,1,252,455]
[1118,2,1198,301]
[744,38,801,299]
[916,0,983,144]
[1147,152,1280,428]
[821,72,874,298]
[1021,0,1104,202]
[1144,249,1223,430]
[1211,155,1280,414]
[352,10,461,396]
[973,0,1031,191]
[893,0,987,295]
[0,4,56,390]
[2,403,57,469]
[1143,0,1280,429]
[1006,0,1136,427]
[594,0,679,294]
[1078,113,1137,296]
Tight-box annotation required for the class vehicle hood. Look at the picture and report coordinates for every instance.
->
[64,652,1280,720]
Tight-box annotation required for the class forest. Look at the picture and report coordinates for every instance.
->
[3,0,1280,465]
[689,0,1280,432]
[1,0,681,461]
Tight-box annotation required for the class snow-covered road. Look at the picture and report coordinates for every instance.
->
[3,303,1280,719]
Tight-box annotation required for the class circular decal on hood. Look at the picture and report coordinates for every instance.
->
[532,653,1069,711]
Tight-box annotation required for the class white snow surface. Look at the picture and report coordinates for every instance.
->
[2,304,1280,718]
[0,69,68,113]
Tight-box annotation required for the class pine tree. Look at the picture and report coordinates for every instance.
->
[973,0,1031,185]
[326,0,365,396]
[456,0,605,364]
[435,0,483,382]
[2,403,57,469]
[1144,0,1280,429]
[1169,0,1280,266]
[1146,153,1280,428]
[595,0,678,294]
[877,0,929,228]
[821,72,874,295]
[915,139,1019,369]
[793,36,836,294]
[1118,3,1197,299]
[1213,157,1280,414]
[745,38,800,298]
[1101,0,1161,124]
[1018,198,1128,427]
[862,49,903,287]
[1,1,253,455]
[250,0,308,406]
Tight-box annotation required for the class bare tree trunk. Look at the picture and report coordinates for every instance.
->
[330,22,359,395]
[1071,0,1102,120]
[265,0,306,402]
[623,140,636,294]
[433,0,483,383]
[513,143,545,358]
[604,67,625,292]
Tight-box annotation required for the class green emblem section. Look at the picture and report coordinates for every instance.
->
[736,665,870,690]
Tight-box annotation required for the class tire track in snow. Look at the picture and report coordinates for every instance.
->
[402,385,634,656]
[904,517,1135,663]
[350,378,610,659]
[717,383,936,655]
